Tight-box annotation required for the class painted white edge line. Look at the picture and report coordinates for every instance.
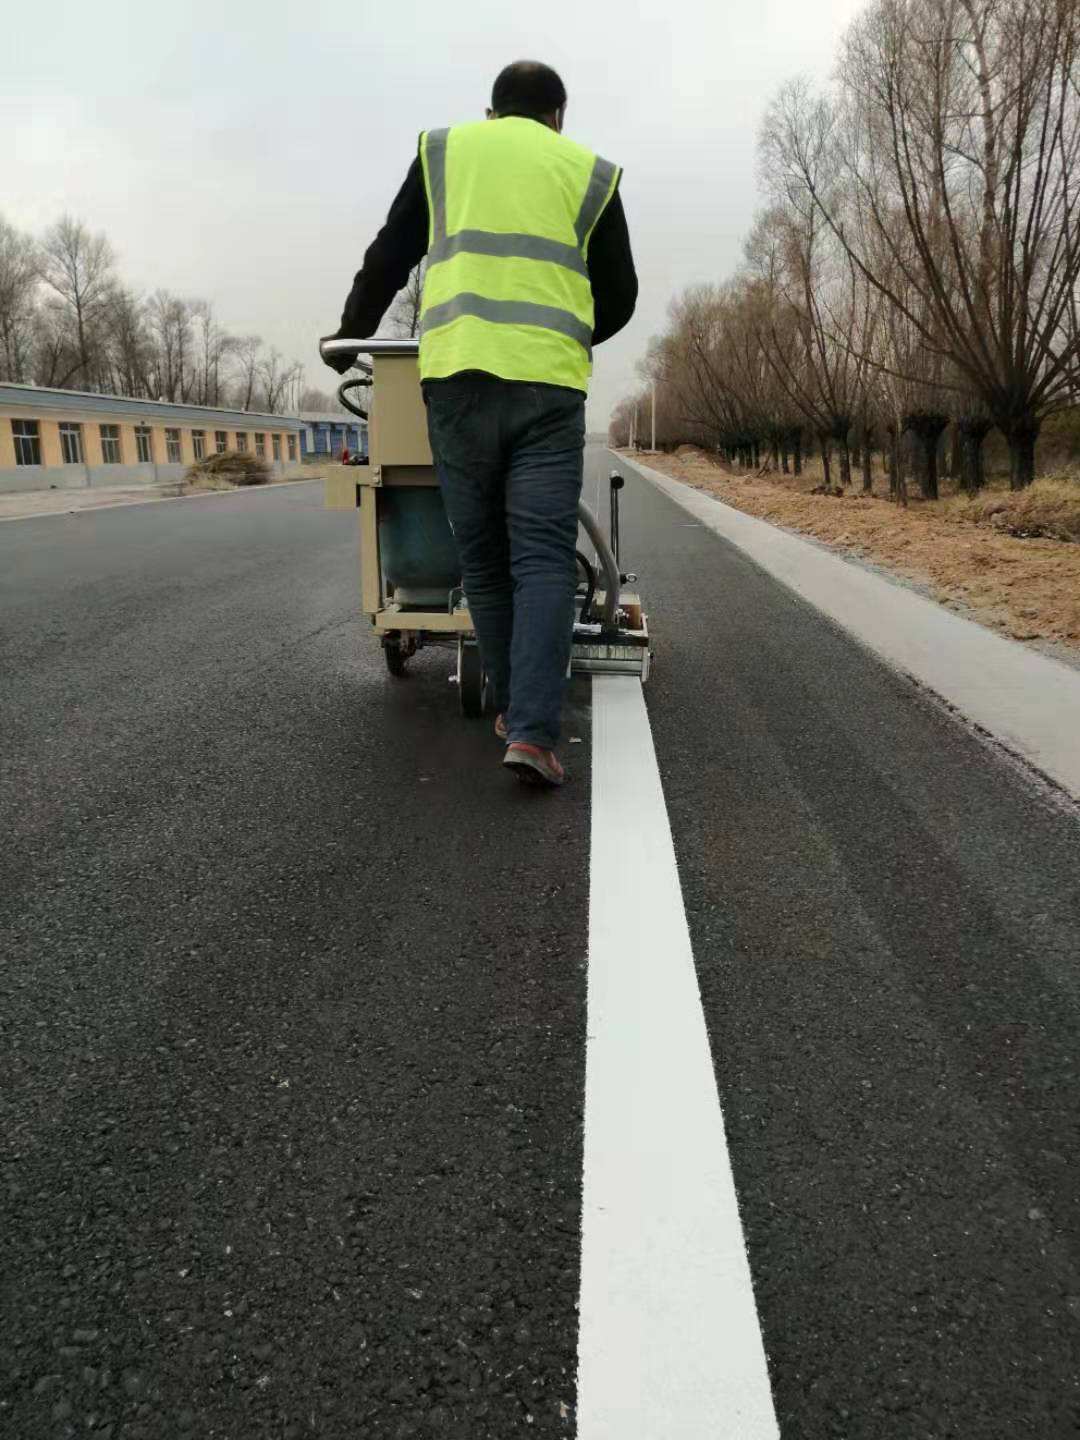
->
[619,451,1080,802]
[0,478,320,524]
[578,675,779,1440]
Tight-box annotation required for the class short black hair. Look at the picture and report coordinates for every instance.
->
[491,61,567,120]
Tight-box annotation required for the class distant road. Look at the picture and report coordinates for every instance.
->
[2,453,1078,1437]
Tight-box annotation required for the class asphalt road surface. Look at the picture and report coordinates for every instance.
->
[2,449,1079,1439]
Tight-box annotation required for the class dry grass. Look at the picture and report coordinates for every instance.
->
[943,474,1080,542]
[632,448,1080,656]
[185,452,271,488]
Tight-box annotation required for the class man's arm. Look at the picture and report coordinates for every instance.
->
[325,155,430,373]
[589,188,638,346]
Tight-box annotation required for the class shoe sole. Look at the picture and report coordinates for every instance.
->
[503,752,565,788]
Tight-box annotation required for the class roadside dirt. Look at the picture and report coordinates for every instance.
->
[630,448,1080,660]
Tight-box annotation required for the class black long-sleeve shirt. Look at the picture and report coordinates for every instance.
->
[327,148,637,372]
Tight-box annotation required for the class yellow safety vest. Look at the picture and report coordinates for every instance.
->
[418,118,620,393]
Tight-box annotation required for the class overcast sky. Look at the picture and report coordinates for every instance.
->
[6,0,864,424]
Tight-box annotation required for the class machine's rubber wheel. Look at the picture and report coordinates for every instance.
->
[384,639,409,678]
[458,641,487,718]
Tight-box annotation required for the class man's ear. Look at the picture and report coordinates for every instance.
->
[485,107,495,120]
[555,104,566,133]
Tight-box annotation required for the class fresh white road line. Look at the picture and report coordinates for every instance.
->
[622,452,1080,803]
[578,676,779,1440]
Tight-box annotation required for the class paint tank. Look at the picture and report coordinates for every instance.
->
[378,488,461,607]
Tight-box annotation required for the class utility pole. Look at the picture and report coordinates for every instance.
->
[629,406,635,450]
[651,380,656,453]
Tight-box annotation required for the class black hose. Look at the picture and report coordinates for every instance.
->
[576,500,620,629]
[337,376,371,420]
[575,550,597,625]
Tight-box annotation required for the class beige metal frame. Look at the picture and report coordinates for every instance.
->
[324,350,474,641]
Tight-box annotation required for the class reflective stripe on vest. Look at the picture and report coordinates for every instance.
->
[420,293,594,352]
[418,121,620,390]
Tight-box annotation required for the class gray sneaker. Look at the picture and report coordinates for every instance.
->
[503,743,566,788]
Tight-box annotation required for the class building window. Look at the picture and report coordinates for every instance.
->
[215,430,228,454]
[100,424,122,464]
[192,430,205,461]
[12,419,41,466]
[59,422,84,464]
[235,432,248,452]
[287,434,297,461]
[254,432,266,459]
[165,428,182,463]
[134,425,153,463]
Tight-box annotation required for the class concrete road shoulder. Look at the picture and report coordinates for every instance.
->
[620,452,1080,803]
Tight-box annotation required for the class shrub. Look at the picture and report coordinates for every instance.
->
[186,451,271,487]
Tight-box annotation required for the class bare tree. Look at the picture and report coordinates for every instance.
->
[770,0,1080,487]
[103,287,153,399]
[190,300,234,407]
[387,261,427,338]
[31,301,79,389]
[233,335,262,411]
[39,216,116,389]
[0,217,39,383]
[258,348,303,413]
[146,290,195,401]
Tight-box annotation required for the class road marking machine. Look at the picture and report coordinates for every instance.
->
[319,337,650,715]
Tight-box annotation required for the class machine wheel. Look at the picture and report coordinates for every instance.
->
[384,638,409,677]
[458,640,487,718]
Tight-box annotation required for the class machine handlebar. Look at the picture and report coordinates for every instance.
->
[319,336,420,365]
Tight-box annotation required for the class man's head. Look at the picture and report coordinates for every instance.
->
[488,61,567,132]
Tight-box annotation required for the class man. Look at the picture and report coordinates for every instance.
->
[326,60,637,787]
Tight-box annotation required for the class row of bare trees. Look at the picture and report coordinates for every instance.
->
[616,0,1080,492]
[0,214,308,414]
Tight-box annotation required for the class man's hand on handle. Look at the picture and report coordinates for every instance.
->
[320,334,360,375]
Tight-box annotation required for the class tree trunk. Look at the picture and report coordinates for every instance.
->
[792,431,803,475]
[949,425,963,481]
[861,429,873,493]
[905,414,948,501]
[1003,418,1040,490]
[888,424,908,507]
[838,440,852,490]
[958,421,991,494]
[75,299,89,388]
[819,434,832,490]
[781,438,790,474]
[918,436,939,500]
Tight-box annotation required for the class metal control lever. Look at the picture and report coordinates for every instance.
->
[609,470,623,569]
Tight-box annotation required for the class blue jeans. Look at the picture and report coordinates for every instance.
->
[424,377,585,749]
